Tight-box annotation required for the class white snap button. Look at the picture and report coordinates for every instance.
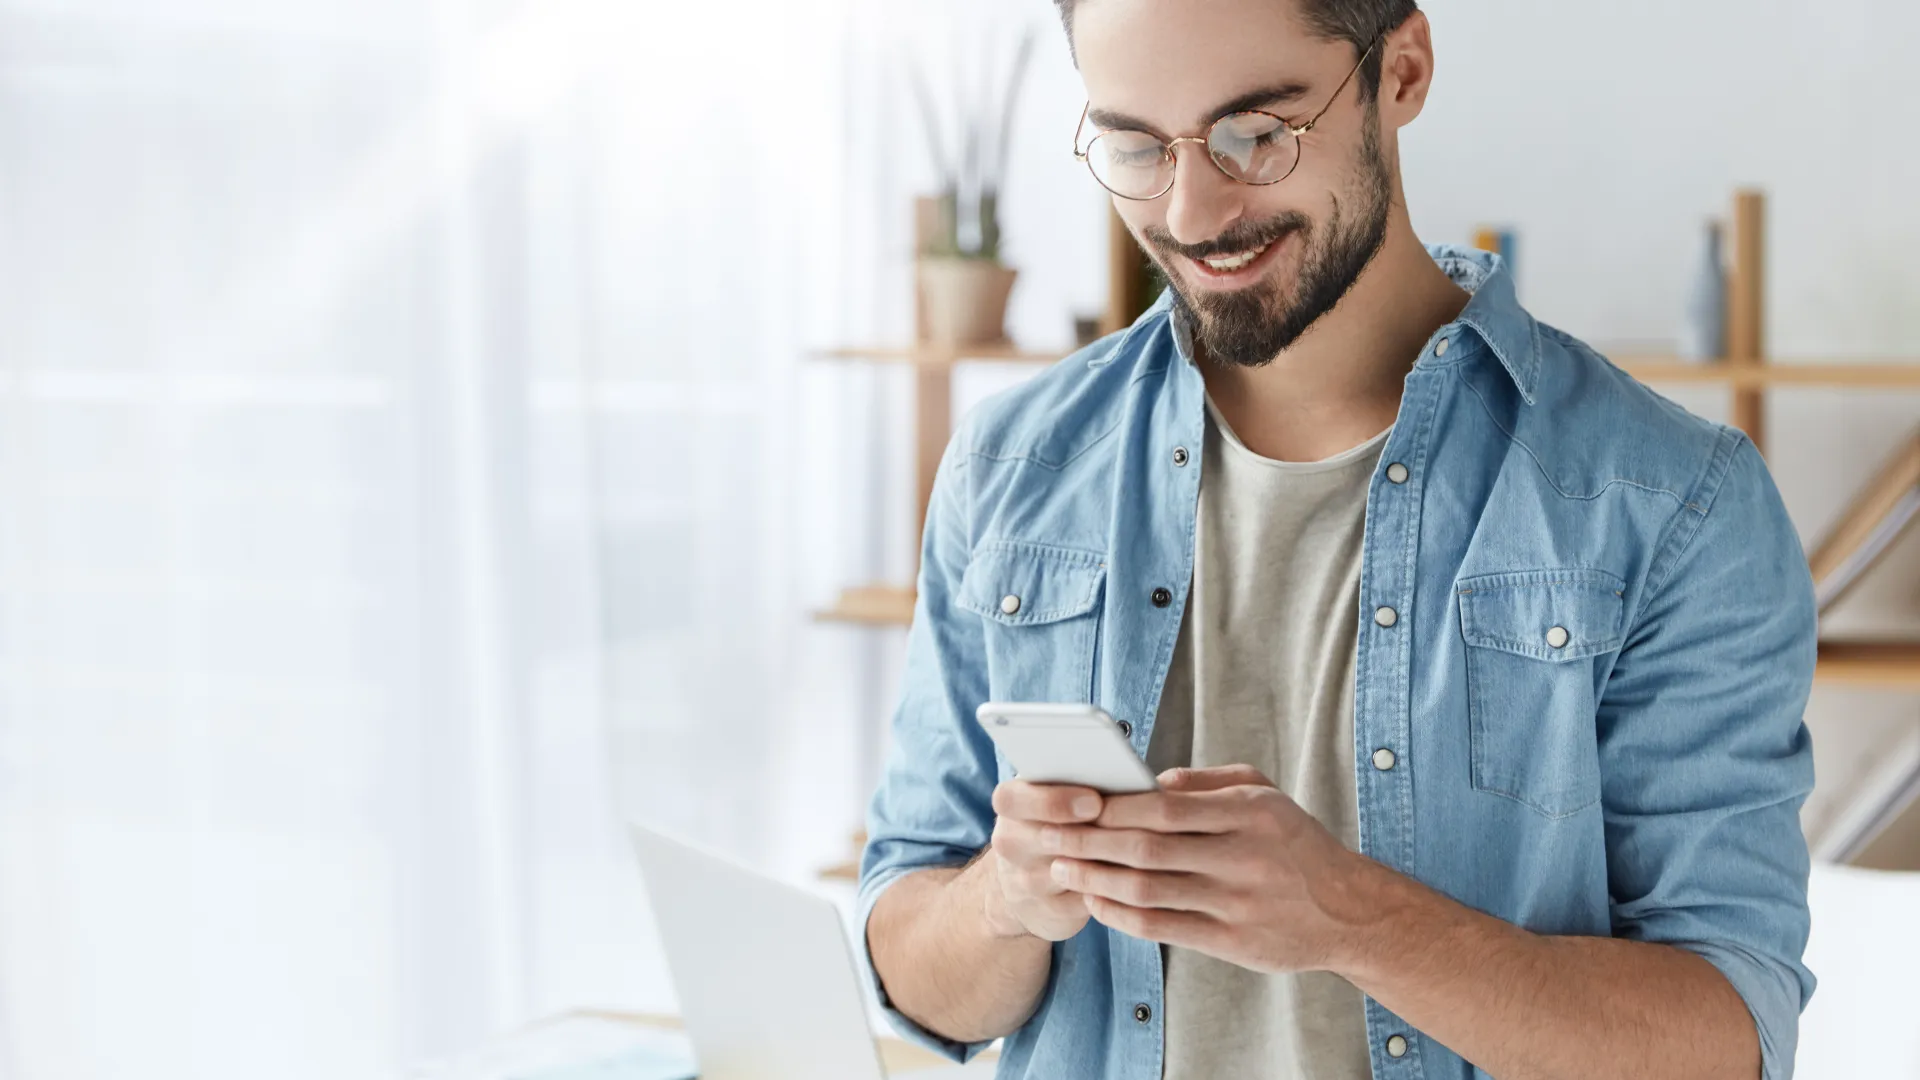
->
[1372,748,1397,771]
[1374,606,1398,628]
[1546,625,1569,648]
[1385,1033,1409,1058]
[1386,462,1409,484]
[1434,338,1450,357]
[1000,594,1022,616]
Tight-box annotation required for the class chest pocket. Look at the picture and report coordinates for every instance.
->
[1458,568,1626,819]
[958,541,1106,706]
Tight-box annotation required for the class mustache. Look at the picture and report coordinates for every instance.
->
[1142,213,1310,260]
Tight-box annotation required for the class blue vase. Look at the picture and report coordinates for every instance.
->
[1680,221,1726,363]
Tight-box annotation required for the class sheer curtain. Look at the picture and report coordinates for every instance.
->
[0,0,920,1076]
[516,0,919,1018]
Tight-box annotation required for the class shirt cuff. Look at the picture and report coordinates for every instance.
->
[854,863,999,1064]
[1671,938,1808,1080]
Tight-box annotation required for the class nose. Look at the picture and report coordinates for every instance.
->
[1162,140,1244,248]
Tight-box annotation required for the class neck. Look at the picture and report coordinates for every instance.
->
[1199,201,1469,463]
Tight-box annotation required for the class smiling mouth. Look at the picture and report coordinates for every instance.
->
[1179,229,1294,286]
[1198,241,1271,272]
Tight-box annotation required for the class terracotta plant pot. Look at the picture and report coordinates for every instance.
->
[917,257,1019,346]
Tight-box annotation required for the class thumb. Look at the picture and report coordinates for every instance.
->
[1157,763,1273,792]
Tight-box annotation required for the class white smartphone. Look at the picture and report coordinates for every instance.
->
[974,702,1160,795]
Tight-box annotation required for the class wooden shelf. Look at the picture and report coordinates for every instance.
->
[818,828,867,883]
[1616,357,1920,388]
[815,343,1071,367]
[1815,641,1920,689]
[813,585,915,627]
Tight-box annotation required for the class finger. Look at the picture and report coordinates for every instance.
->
[1039,824,1228,873]
[1083,894,1233,954]
[994,818,1080,875]
[990,849,1082,899]
[1157,764,1274,792]
[993,780,1104,824]
[988,818,1045,863]
[1050,858,1228,917]
[1095,788,1256,833]
[989,836,1076,898]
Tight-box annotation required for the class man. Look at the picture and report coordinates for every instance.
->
[858,1,1817,1078]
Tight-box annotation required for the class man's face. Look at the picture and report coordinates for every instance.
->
[1073,0,1395,367]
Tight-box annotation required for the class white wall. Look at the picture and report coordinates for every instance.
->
[939,0,1920,842]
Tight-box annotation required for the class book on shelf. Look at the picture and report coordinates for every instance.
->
[1807,426,1920,613]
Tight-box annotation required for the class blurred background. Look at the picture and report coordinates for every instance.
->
[2,0,1919,1078]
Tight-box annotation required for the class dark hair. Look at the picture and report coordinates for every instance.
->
[1050,0,1419,102]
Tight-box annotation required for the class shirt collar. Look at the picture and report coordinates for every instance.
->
[1155,242,1540,406]
[1425,243,1540,405]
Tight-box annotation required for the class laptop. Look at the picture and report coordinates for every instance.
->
[630,823,991,1080]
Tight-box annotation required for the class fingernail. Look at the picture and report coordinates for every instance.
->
[1074,796,1100,818]
[1051,860,1071,884]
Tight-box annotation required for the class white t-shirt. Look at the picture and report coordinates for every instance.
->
[1147,399,1390,1080]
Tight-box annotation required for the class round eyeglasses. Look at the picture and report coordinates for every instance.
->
[1071,41,1376,201]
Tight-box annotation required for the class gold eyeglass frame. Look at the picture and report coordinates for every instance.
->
[1071,39,1379,201]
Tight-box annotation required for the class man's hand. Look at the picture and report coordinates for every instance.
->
[984,779,1108,941]
[1042,764,1377,973]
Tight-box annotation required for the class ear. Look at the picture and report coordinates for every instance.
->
[1375,10,1436,131]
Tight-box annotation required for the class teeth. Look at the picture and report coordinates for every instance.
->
[1202,242,1269,271]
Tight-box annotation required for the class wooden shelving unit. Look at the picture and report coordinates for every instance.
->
[809,202,1153,630]
[1617,189,1920,691]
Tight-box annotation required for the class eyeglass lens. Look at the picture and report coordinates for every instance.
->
[1083,112,1300,199]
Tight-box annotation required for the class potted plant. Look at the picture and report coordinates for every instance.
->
[910,28,1033,347]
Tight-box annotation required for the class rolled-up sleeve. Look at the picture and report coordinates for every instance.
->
[1597,430,1818,1080]
[854,426,1000,1063]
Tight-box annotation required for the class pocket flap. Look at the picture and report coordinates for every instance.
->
[958,542,1106,626]
[1457,568,1626,662]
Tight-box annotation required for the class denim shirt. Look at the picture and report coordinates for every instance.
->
[857,245,1817,1080]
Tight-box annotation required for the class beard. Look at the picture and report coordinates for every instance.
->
[1145,105,1393,369]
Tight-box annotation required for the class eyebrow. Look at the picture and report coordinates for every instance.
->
[1086,81,1315,139]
